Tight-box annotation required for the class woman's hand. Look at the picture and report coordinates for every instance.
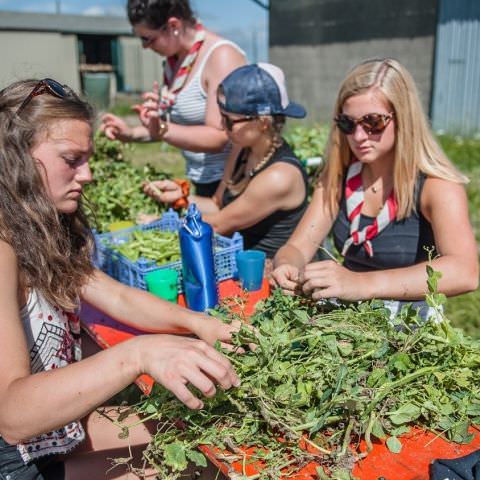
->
[189,315,242,349]
[143,179,182,204]
[99,113,134,142]
[138,334,240,410]
[269,264,302,295]
[302,260,367,301]
[132,81,165,141]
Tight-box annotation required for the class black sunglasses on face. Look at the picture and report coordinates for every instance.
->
[334,112,394,135]
[221,113,257,131]
[17,78,68,115]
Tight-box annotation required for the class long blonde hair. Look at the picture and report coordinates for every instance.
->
[321,57,468,219]
[0,79,95,311]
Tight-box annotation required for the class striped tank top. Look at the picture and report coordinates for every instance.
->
[170,39,245,184]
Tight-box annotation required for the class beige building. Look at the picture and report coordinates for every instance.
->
[0,11,163,105]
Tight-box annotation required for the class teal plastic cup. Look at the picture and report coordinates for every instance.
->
[145,268,178,303]
[236,249,266,291]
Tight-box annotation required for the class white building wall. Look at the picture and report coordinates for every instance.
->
[119,36,163,93]
[0,31,80,92]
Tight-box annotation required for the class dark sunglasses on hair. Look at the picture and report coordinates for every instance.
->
[221,113,257,131]
[334,112,394,135]
[17,78,68,115]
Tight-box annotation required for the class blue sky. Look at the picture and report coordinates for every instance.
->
[0,0,269,62]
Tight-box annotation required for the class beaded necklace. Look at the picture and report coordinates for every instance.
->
[227,139,283,195]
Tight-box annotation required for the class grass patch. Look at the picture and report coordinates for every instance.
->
[108,94,143,117]
[125,142,185,178]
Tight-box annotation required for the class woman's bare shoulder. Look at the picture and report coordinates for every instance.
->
[422,176,467,201]
[250,162,304,200]
[420,176,469,220]
[0,239,21,301]
[202,33,244,67]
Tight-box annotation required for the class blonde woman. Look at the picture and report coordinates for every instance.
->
[271,58,478,316]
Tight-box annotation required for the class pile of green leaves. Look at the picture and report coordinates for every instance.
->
[107,230,180,264]
[84,134,170,232]
[285,124,329,161]
[122,269,480,479]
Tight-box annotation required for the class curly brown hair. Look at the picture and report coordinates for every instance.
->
[0,79,96,311]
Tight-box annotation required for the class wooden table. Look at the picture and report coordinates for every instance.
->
[80,280,480,479]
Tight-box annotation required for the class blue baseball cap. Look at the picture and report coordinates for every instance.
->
[217,63,306,118]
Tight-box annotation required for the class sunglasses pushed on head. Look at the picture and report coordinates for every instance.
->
[17,78,70,115]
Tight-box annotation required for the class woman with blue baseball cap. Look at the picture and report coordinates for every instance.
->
[144,63,309,259]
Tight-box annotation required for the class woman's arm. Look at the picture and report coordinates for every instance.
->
[81,270,239,346]
[203,162,306,236]
[300,177,479,301]
[161,44,246,152]
[269,177,337,294]
[0,245,238,443]
[360,177,478,299]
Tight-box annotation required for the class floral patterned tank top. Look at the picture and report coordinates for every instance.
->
[15,289,85,463]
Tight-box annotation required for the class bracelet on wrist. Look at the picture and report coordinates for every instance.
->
[157,120,169,140]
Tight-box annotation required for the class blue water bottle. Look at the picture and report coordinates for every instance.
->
[179,204,219,311]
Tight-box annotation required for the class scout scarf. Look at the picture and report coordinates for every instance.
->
[160,23,206,113]
[342,160,398,257]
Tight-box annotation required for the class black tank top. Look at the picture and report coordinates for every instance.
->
[223,141,308,258]
[332,175,436,272]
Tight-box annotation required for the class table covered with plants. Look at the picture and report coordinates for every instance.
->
[104,268,480,480]
[84,130,480,479]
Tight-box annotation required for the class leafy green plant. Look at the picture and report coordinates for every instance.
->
[285,124,330,161]
[116,268,480,479]
[84,133,171,232]
[106,230,180,264]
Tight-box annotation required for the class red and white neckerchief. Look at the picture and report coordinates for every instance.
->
[160,23,206,113]
[342,160,398,257]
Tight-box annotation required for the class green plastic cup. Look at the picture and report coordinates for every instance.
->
[108,220,134,232]
[145,268,178,303]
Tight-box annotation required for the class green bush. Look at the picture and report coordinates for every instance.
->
[84,133,171,232]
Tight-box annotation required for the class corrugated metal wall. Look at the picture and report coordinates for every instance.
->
[431,0,480,135]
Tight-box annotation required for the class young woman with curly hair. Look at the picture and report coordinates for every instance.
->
[0,78,240,479]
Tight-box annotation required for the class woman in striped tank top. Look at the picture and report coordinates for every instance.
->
[100,0,246,197]
[271,58,478,316]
